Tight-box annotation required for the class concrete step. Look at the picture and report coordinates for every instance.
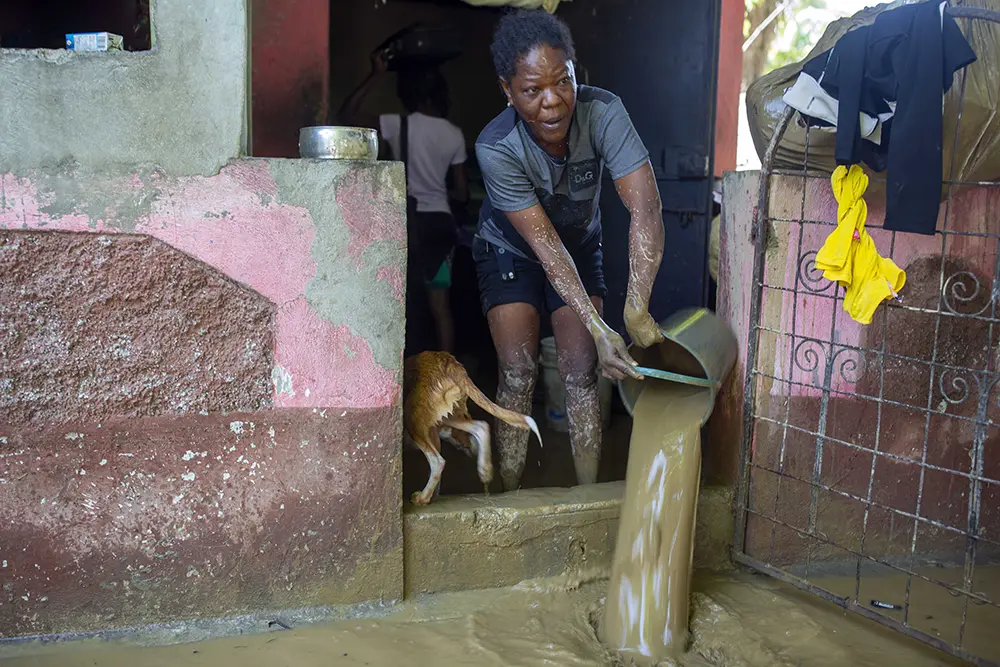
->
[403,482,734,597]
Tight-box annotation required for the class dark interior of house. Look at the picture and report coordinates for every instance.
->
[0,0,151,50]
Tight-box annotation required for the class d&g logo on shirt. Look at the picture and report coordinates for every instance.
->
[568,159,599,194]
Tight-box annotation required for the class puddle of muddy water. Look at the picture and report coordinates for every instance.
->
[813,564,1000,665]
[1,571,974,667]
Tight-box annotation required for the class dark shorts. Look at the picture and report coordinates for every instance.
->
[472,231,607,315]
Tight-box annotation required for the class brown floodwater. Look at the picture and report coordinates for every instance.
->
[1,569,974,667]
[600,381,712,662]
[813,564,1000,665]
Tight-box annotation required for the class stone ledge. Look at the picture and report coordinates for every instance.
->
[403,482,734,597]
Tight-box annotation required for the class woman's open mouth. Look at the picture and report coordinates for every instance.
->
[540,117,564,131]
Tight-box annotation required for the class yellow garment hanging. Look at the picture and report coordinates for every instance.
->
[814,165,906,325]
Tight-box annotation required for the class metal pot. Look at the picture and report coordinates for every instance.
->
[299,126,378,160]
[618,307,738,428]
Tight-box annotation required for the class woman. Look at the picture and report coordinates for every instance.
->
[339,55,468,354]
[475,10,665,490]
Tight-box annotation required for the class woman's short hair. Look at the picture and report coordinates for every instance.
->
[490,9,576,82]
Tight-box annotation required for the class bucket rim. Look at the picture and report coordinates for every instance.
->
[617,307,737,419]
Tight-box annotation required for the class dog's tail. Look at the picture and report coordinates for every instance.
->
[458,368,542,448]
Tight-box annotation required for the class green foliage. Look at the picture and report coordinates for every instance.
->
[745,0,857,74]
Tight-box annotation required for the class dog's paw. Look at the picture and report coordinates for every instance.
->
[411,490,433,506]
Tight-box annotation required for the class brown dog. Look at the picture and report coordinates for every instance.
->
[403,351,542,505]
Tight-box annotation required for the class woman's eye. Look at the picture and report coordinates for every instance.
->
[560,77,571,85]
[525,87,539,95]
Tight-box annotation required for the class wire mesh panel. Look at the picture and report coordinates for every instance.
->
[733,14,1000,665]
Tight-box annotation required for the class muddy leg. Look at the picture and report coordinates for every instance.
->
[552,297,603,485]
[486,303,540,491]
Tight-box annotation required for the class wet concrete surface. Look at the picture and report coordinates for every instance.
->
[0,570,974,667]
[403,481,734,598]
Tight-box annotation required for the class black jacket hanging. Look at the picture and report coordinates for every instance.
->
[787,1,977,235]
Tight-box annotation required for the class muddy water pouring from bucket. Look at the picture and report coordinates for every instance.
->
[600,308,737,663]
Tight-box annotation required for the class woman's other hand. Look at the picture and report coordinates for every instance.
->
[624,306,664,348]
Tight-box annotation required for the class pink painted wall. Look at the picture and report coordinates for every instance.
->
[0,160,400,410]
[704,170,758,485]
[715,172,1000,441]
[0,158,408,637]
[762,176,995,400]
[718,171,1000,568]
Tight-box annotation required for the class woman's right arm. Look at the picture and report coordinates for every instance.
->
[503,205,641,381]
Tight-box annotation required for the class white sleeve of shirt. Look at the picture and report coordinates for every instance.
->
[379,114,400,141]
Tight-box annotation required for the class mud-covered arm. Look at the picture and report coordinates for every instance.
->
[614,162,665,348]
[595,95,665,348]
[504,204,640,381]
[503,205,600,334]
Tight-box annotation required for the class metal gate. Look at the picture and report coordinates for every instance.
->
[733,7,1000,666]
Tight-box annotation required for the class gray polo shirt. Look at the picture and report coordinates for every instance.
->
[475,85,649,259]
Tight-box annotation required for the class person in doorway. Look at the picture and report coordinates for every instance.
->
[339,54,468,354]
[475,10,665,491]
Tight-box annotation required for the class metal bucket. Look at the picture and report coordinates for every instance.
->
[298,126,378,160]
[618,307,738,427]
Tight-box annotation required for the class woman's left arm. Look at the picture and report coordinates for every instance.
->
[595,94,665,348]
[614,161,665,348]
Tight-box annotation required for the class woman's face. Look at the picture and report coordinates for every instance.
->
[501,45,576,148]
